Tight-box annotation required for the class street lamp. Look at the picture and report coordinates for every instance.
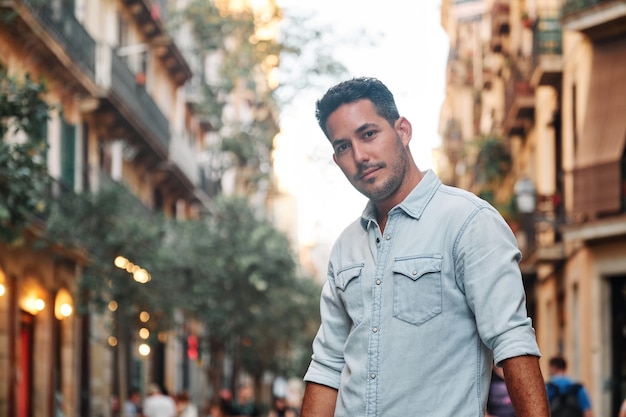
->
[514,177,537,214]
[514,177,537,251]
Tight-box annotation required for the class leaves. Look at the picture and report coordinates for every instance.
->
[0,71,50,243]
[44,188,321,379]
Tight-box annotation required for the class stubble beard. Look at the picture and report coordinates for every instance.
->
[354,137,409,203]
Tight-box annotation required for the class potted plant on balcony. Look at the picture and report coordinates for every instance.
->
[521,12,533,29]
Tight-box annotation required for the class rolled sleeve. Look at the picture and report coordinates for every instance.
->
[303,277,350,388]
[455,206,541,363]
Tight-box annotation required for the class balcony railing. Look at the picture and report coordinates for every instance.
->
[16,0,170,155]
[535,17,562,55]
[96,45,170,152]
[21,0,96,78]
[503,64,535,136]
[562,0,626,38]
[563,0,614,16]
[530,15,563,87]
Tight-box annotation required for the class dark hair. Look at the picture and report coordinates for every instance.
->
[549,356,567,370]
[315,77,400,139]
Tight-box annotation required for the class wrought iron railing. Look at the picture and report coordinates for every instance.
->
[534,17,562,55]
[562,0,610,17]
[21,0,96,79]
[109,51,170,151]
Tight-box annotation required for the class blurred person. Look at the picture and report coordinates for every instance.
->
[230,384,260,417]
[300,77,549,417]
[176,392,198,417]
[546,356,593,417]
[143,383,177,417]
[486,365,516,417]
[124,389,142,417]
[218,388,235,415]
[266,396,298,417]
[619,397,626,417]
[205,397,229,417]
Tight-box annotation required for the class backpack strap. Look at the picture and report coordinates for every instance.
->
[546,381,560,397]
[566,383,582,395]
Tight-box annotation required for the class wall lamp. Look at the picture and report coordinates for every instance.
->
[55,288,74,320]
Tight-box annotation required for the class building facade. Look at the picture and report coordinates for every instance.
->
[439,1,626,416]
[0,0,213,416]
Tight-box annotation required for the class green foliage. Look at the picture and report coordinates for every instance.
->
[473,135,512,188]
[45,187,321,379]
[173,0,282,190]
[473,136,519,222]
[0,71,50,243]
[171,0,347,193]
[164,196,321,378]
[45,183,169,318]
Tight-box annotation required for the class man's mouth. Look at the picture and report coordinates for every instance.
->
[357,165,383,181]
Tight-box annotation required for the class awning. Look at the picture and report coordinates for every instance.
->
[573,37,626,218]
[576,36,626,168]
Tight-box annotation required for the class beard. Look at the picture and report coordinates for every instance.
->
[352,134,409,202]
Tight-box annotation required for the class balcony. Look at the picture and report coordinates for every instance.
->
[1,0,100,97]
[492,1,511,35]
[503,79,535,136]
[22,0,96,78]
[452,0,486,20]
[169,134,200,187]
[4,1,171,158]
[562,0,626,40]
[531,16,563,87]
[95,45,170,155]
[122,0,191,85]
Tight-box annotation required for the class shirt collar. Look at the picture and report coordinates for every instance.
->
[360,169,441,229]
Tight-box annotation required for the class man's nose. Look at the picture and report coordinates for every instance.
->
[352,142,370,163]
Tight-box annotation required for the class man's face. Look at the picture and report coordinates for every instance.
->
[326,99,411,203]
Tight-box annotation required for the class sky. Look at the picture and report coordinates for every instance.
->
[272,0,449,249]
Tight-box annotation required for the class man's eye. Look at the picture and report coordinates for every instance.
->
[335,143,349,153]
[364,130,376,138]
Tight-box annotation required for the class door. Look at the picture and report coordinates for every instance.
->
[18,312,34,417]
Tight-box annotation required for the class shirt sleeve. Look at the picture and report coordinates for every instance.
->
[303,266,351,389]
[454,205,541,365]
[578,387,592,411]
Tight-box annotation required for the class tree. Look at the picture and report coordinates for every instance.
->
[472,135,518,221]
[45,183,171,317]
[172,0,349,196]
[0,71,50,243]
[160,196,321,391]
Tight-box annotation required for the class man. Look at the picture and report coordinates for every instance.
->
[546,356,593,417]
[301,77,549,417]
[124,389,142,417]
[143,383,177,417]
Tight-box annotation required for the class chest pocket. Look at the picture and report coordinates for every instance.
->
[392,255,443,325]
[335,263,365,326]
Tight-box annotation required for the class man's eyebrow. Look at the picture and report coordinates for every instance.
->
[355,123,378,134]
[330,137,348,147]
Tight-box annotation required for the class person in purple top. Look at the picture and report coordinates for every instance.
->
[487,365,516,417]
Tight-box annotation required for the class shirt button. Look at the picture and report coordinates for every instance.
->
[370,373,376,379]
[375,279,381,285]
[412,270,418,276]
[385,234,391,240]
[372,327,378,333]
[376,237,380,244]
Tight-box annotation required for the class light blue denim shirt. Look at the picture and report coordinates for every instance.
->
[304,170,540,417]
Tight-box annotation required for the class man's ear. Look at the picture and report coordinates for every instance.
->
[396,116,412,146]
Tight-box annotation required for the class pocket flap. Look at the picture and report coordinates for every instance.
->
[393,257,442,281]
[335,263,364,290]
